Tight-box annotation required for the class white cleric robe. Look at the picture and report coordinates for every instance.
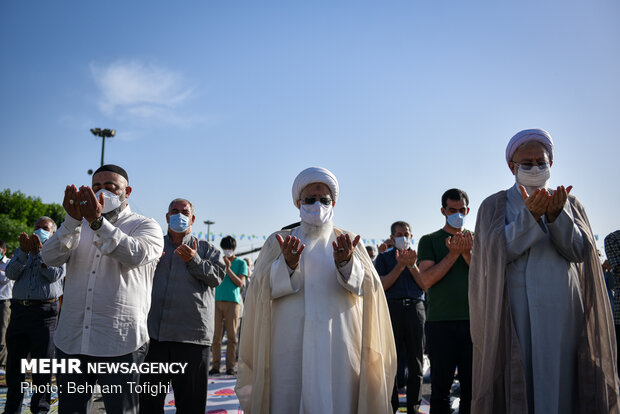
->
[269,223,365,414]
[504,183,585,413]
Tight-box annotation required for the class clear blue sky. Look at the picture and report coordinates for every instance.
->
[1,1,619,259]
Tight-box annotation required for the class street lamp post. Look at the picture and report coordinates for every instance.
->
[90,128,116,167]
[204,220,215,241]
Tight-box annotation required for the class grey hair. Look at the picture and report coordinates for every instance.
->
[168,198,195,216]
[37,216,57,233]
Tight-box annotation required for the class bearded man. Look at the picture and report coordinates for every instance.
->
[235,167,396,414]
[469,129,619,413]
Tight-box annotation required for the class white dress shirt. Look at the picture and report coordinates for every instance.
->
[41,206,164,357]
[0,256,12,300]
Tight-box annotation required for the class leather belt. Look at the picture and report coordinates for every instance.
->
[388,298,419,306]
[12,298,60,306]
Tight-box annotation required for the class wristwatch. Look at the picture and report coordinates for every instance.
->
[90,216,104,231]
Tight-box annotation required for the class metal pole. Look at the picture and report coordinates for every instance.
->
[101,136,106,166]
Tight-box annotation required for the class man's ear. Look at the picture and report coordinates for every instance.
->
[125,186,133,198]
[296,200,301,209]
[440,207,446,217]
[165,213,170,223]
[466,207,471,215]
[508,162,516,176]
[190,215,196,226]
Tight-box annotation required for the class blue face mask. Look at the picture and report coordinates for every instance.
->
[169,213,191,233]
[33,228,51,243]
[446,212,466,229]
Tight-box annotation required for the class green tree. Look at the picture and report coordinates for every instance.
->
[0,189,65,255]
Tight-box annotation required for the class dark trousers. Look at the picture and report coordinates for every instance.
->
[139,339,210,414]
[4,300,59,414]
[388,299,425,413]
[56,343,148,414]
[426,320,473,414]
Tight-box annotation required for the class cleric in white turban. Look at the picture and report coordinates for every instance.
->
[236,167,396,414]
[469,129,619,413]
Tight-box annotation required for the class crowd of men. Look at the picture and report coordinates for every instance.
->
[1,127,619,414]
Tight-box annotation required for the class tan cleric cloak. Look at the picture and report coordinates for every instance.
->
[235,227,396,413]
[469,190,619,413]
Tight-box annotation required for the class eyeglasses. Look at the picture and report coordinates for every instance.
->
[512,161,549,171]
[302,196,332,206]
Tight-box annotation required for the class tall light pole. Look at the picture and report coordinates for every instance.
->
[204,220,215,241]
[90,128,116,167]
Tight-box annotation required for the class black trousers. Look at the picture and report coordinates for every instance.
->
[56,343,148,414]
[139,339,210,414]
[4,300,59,414]
[426,320,473,414]
[387,298,425,413]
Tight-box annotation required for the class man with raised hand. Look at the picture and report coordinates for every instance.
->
[418,188,473,414]
[236,166,396,414]
[41,164,164,414]
[140,198,225,413]
[470,129,619,413]
[5,217,63,414]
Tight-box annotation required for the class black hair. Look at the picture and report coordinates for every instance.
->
[441,188,469,208]
[220,236,236,250]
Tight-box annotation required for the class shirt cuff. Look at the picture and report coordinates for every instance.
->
[62,213,83,231]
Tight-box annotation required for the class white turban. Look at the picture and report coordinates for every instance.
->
[505,128,554,165]
[292,167,339,206]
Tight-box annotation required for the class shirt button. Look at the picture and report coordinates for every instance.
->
[86,307,90,310]
[85,326,89,329]
[92,271,95,274]
[96,255,100,258]
[88,288,92,292]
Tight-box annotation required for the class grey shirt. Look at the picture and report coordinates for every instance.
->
[148,234,226,345]
[6,248,64,300]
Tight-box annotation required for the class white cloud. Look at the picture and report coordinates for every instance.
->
[91,60,196,125]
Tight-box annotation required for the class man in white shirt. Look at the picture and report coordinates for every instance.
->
[0,239,11,369]
[41,164,164,414]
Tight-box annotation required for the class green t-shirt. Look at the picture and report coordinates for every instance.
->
[215,257,248,304]
[417,229,470,322]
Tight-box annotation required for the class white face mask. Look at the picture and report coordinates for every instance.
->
[96,189,123,214]
[222,249,234,257]
[516,165,550,188]
[299,201,333,226]
[394,236,411,251]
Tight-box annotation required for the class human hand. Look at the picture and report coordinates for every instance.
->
[223,256,231,268]
[333,234,360,263]
[77,186,104,224]
[519,185,550,221]
[175,240,197,263]
[396,248,418,267]
[18,232,32,253]
[546,185,572,223]
[276,234,305,269]
[30,234,43,254]
[446,232,466,254]
[63,185,83,221]
[461,231,473,254]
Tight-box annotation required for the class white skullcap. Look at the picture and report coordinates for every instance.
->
[292,167,339,206]
[505,128,554,165]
